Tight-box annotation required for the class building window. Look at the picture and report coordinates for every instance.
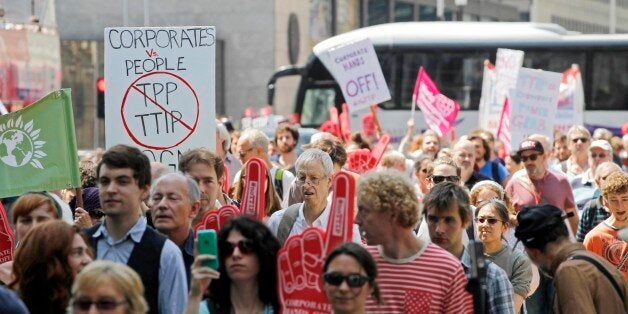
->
[368,0,389,25]
[419,5,437,21]
[394,1,414,22]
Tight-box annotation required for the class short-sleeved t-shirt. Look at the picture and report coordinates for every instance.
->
[479,160,509,184]
[505,169,575,212]
[486,245,533,297]
[583,221,628,280]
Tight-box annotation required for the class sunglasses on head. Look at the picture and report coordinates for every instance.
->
[72,298,126,311]
[323,272,370,288]
[590,153,606,159]
[474,217,503,225]
[520,154,539,162]
[430,175,459,184]
[571,137,588,143]
[223,239,255,257]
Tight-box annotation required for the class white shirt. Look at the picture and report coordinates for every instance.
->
[267,202,362,244]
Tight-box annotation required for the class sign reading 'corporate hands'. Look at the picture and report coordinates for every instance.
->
[326,38,391,112]
[104,27,216,170]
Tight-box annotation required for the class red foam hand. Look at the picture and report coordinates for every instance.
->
[370,134,391,166]
[328,107,342,139]
[319,121,340,138]
[194,205,240,234]
[277,172,355,313]
[0,201,15,263]
[345,149,376,174]
[240,158,267,220]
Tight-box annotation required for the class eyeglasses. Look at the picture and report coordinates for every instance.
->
[590,153,607,159]
[238,147,254,158]
[323,272,370,288]
[72,298,126,311]
[571,137,589,143]
[296,176,325,186]
[474,217,504,225]
[430,175,460,184]
[223,239,255,256]
[520,154,539,162]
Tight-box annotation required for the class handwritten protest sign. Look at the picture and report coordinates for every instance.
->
[104,27,216,171]
[555,64,584,134]
[413,67,460,137]
[240,158,267,220]
[278,171,355,313]
[480,49,524,133]
[478,61,495,130]
[509,68,562,149]
[324,38,390,112]
[0,201,14,263]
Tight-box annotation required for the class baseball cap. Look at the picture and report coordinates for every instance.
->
[518,140,544,155]
[589,140,612,152]
[514,204,565,246]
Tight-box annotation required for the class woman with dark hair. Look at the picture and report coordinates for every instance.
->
[186,216,281,314]
[10,220,93,314]
[230,166,282,219]
[322,242,380,314]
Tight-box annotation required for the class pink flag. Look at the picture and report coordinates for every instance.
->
[413,67,460,137]
[496,97,511,154]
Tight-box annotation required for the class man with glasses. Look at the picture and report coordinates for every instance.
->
[555,125,591,179]
[267,149,360,244]
[424,182,516,314]
[235,129,295,205]
[453,139,490,190]
[356,170,473,313]
[506,139,578,314]
[570,140,613,213]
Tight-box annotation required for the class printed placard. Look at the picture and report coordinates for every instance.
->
[326,38,391,112]
[104,27,216,171]
[277,172,356,313]
[509,68,562,149]
[240,158,267,220]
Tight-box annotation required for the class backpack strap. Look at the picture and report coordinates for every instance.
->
[569,254,625,301]
[274,168,284,199]
[277,203,301,245]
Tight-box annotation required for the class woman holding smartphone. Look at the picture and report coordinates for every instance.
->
[186,216,280,314]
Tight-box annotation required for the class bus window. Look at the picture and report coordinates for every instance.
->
[591,51,628,110]
[301,87,336,126]
[396,51,489,110]
[523,51,585,75]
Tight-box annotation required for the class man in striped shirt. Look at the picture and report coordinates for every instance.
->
[356,170,474,313]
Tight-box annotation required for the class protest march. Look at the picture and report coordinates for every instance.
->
[1,14,628,314]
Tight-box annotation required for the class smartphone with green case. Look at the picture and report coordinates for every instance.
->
[197,229,219,270]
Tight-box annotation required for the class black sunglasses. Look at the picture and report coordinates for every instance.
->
[223,239,255,257]
[431,175,460,184]
[89,210,106,219]
[72,298,126,311]
[590,153,607,159]
[475,217,503,225]
[323,272,370,288]
[520,154,539,162]
[571,137,589,143]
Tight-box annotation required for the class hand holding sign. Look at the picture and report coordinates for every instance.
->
[193,205,240,233]
[240,158,267,220]
[278,171,355,313]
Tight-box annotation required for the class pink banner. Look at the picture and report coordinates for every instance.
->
[0,201,14,263]
[496,97,511,154]
[413,67,460,137]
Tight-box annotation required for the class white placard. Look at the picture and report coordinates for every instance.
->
[509,68,562,149]
[325,38,391,112]
[555,65,585,134]
[480,49,524,133]
[104,26,216,170]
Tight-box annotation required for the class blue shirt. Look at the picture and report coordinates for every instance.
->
[92,216,188,314]
[461,248,516,314]
[479,160,509,184]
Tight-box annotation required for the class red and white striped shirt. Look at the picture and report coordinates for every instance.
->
[366,243,474,313]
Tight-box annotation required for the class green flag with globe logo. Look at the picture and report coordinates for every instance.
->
[0,89,80,198]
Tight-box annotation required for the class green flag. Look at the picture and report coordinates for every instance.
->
[0,89,80,198]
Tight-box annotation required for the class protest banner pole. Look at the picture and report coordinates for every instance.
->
[75,188,83,209]
[370,104,383,138]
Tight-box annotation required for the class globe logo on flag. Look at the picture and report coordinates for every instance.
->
[0,116,46,169]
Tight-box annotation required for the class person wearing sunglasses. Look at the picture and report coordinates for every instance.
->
[412,156,433,199]
[11,220,93,314]
[474,199,533,313]
[187,216,280,314]
[570,140,613,214]
[555,125,591,179]
[71,260,148,314]
[322,242,380,314]
[424,182,516,314]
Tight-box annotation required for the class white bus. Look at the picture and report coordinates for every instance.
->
[267,22,628,143]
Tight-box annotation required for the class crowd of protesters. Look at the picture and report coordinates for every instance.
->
[0,117,627,314]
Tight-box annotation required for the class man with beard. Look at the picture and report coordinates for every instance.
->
[271,123,299,173]
[515,204,627,313]
[453,139,490,190]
